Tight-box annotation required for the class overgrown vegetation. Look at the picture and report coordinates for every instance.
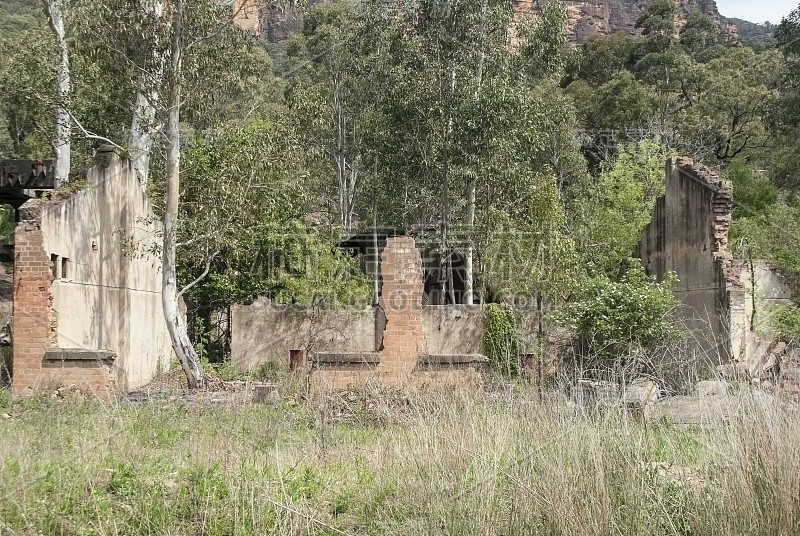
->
[2,389,800,535]
[553,263,680,366]
[483,303,521,375]
[2,0,800,365]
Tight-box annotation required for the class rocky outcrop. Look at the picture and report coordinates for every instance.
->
[514,0,723,44]
[234,0,724,45]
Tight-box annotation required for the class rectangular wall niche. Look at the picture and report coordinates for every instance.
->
[50,254,59,279]
[50,254,69,280]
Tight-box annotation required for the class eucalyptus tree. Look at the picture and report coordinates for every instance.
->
[46,0,70,183]
[770,4,800,190]
[361,0,572,303]
[160,0,276,387]
[71,0,274,386]
[0,25,58,158]
[286,1,386,233]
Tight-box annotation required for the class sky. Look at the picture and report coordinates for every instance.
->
[715,0,797,23]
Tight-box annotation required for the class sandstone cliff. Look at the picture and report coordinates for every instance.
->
[235,0,725,45]
[514,0,723,44]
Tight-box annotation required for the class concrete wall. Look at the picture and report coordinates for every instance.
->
[12,148,172,394]
[422,305,486,355]
[232,302,495,370]
[730,259,794,361]
[638,157,739,361]
[231,299,378,370]
[232,298,552,372]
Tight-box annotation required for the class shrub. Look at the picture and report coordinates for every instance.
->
[768,303,800,341]
[553,262,679,364]
[484,303,521,375]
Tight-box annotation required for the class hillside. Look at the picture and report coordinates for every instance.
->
[723,17,777,49]
[0,0,41,39]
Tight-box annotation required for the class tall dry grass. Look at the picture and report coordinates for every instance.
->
[0,382,799,535]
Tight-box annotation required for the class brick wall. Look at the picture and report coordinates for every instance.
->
[377,236,426,380]
[12,204,115,397]
[12,219,55,391]
[309,236,486,392]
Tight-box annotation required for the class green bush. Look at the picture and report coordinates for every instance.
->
[484,303,521,375]
[768,303,800,340]
[553,262,679,363]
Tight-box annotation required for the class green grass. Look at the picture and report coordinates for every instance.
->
[1,385,799,535]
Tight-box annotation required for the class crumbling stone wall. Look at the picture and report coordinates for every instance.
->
[638,157,741,361]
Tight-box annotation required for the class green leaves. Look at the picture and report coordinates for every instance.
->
[178,120,371,310]
[552,263,679,363]
[571,140,675,277]
[483,303,521,376]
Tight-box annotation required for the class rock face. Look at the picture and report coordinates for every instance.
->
[235,0,724,45]
[514,0,723,44]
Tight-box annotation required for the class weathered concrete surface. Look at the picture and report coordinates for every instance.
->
[646,391,782,426]
[739,260,793,336]
[13,148,172,394]
[638,157,739,362]
[230,300,378,371]
[234,299,502,371]
[422,305,485,355]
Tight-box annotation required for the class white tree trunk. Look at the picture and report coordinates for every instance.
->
[163,1,205,389]
[48,0,70,185]
[129,0,165,187]
[464,0,486,306]
[333,77,359,232]
[464,178,476,304]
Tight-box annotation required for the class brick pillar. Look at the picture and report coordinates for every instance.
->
[378,236,425,381]
[12,215,56,392]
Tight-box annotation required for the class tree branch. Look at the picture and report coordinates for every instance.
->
[178,249,220,299]
[68,111,125,150]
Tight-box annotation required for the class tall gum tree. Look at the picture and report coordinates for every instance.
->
[129,0,167,186]
[163,0,204,388]
[159,0,272,387]
[47,0,70,184]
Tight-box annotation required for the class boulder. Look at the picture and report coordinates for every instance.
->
[570,380,619,408]
[716,362,749,381]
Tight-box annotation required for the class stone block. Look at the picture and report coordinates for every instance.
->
[624,377,660,407]
[253,383,280,404]
[696,380,728,397]
[780,366,800,385]
[716,362,749,380]
[571,380,619,407]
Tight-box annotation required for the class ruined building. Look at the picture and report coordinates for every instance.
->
[9,148,172,395]
[638,157,792,373]
[4,153,792,396]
